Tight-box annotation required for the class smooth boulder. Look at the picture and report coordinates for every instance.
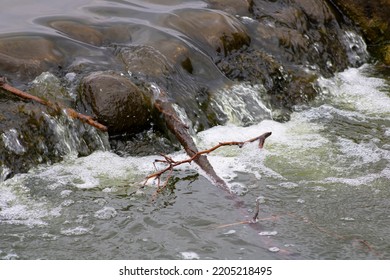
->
[80,72,153,135]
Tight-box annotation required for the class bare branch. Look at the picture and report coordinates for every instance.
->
[144,131,272,193]
[0,77,108,132]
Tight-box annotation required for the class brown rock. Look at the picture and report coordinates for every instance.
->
[160,9,250,57]
[206,0,251,16]
[248,0,350,75]
[49,20,104,46]
[0,36,63,81]
[331,0,390,64]
[80,72,153,135]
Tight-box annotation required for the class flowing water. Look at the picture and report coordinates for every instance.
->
[1,64,389,260]
[1,0,390,260]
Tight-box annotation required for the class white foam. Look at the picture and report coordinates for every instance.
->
[180,251,200,260]
[211,83,272,126]
[268,247,280,252]
[223,229,236,235]
[1,129,26,155]
[318,65,390,116]
[31,151,156,189]
[324,173,382,187]
[336,137,385,166]
[259,231,278,236]
[94,206,117,220]
[0,182,57,227]
[60,226,93,236]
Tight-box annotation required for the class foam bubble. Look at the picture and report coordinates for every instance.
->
[324,173,382,187]
[60,226,93,236]
[28,151,156,189]
[60,190,73,198]
[180,251,200,260]
[223,230,236,235]
[94,207,117,220]
[259,231,278,236]
[0,185,57,228]
[340,217,355,221]
[268,247,280,252]
[318,65,390,116]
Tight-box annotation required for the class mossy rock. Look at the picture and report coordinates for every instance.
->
[331,0,390,64]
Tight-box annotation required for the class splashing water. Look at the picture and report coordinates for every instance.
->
[0,64,389,259]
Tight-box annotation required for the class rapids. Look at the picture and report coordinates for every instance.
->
[1,64,389,259]
[0,0,389,260]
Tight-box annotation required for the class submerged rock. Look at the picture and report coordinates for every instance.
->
[249,0,353,75]
[160,8,250,58]
[214,0,367,114]
[0,36,64,82]
[40,18,133,47]
[117,44,224,132]
[48,20,104,46]
[206,0,251,16]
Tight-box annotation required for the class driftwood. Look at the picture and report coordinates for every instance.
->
[0,76,108,132]
[152,87,231,191]
[144,131,272,193]
[144,86,273,223]
[150,87,273,193]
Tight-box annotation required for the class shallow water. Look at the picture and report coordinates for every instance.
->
[1,64,389,259]
[0,0,389,260]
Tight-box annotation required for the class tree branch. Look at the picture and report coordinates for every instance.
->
[144,131,272,190]
[0,76,108,132]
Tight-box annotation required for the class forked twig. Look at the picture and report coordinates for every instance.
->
[143,132,272,197]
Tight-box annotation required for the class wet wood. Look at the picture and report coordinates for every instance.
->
[152,88,230,191]
[148,87,272,196]
[0,76,108,132]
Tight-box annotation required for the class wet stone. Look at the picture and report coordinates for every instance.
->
[0,87,108,180]
[160,8,250,58]
[79,71,153,135]
[206,0,251,16]
[48,20,104,46]
[0,36,64,82]
[331,0,390,65]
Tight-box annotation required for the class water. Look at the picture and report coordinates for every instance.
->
[0,0,389,260]
[1,64,389,259]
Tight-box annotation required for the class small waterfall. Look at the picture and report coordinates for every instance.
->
[342,30,369,67]
[42,111,110,159]
[1,129,27,155]
[210,83,272,126]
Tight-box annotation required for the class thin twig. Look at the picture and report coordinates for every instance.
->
[0,77,108,132]
[252,196,262,222]
[143,132,272,189]
[214,214,284,229]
